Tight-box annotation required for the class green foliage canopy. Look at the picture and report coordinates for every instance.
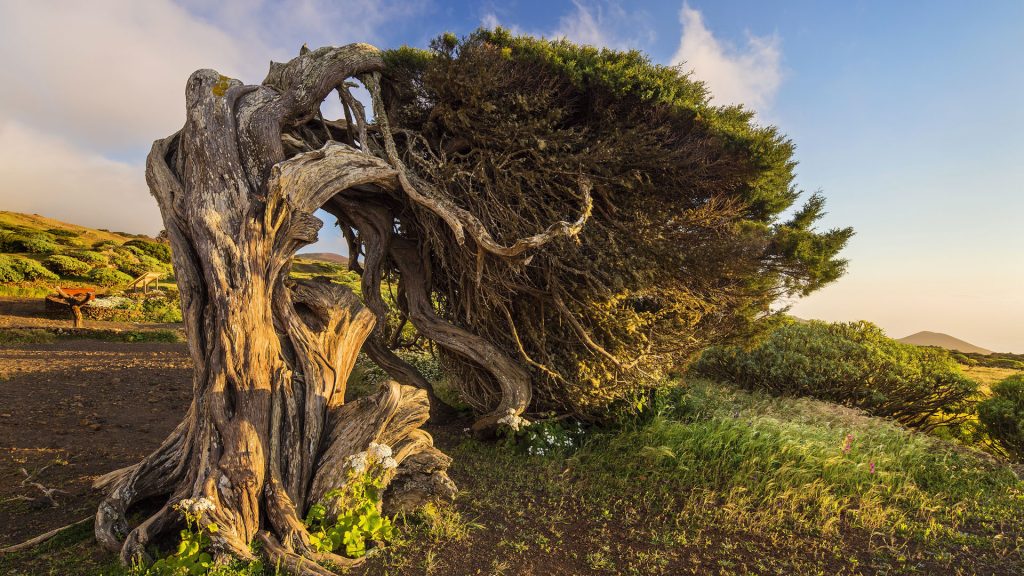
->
[978,374,1024,459]
[373,29,852,416]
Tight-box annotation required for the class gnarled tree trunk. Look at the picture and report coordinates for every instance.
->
[93,44,454,574]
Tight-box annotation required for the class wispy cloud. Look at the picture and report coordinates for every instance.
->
[0,0,423,235]
[483,1,655,51]
[671,3,781,111]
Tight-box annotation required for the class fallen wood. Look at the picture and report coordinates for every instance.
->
[0,517,92,556]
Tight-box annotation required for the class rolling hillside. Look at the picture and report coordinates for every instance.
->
[297,251,349,266]
[898,330,993,355]
[0,211,149,246]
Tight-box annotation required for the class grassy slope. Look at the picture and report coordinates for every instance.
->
[1,379,1020,576]
[0,211,356,298]
[0,211,154,297]
[0,211,142,247]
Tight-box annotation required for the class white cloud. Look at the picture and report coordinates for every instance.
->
[671,4,781,111]
[0,0,419,236]
[0,120,161,234]
[483,1,655,51]
[0,0,258,154]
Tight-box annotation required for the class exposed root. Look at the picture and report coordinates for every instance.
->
[258,532,364,576]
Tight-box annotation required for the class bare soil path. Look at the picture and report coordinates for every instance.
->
[0,339,192,547]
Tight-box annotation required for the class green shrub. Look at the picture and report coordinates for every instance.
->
[692,320,979,432]
[0,255,24,282]
[88,267,133,286]
[0,255,60,281]
[53,236,86,249]
[43,254,92,276]
[92,239,118,251]
[978,374,1024,459]
[989,358,1024,370]
[46,228,78,238]
[136,253,168,273]
[141,297,183,323]
[123,238,172,263]
[0,233,59,254]
[110,250,147,277]
[73,250,108,265]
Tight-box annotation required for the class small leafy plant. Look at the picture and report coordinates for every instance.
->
[148,498,218,576]
[497,410,586,456]
[304,442,398,557]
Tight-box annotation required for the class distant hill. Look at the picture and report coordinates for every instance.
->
[0,211,150,246]
[898,331,993,355]
[297,252,348,266]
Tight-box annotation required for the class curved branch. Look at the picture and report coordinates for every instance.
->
[364,72,594,259]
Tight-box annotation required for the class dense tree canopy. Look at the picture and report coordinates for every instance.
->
[351,29,852,420]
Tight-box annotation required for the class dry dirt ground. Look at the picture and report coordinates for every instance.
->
[0,339,193,548]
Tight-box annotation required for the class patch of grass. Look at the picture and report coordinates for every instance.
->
[582,380,1023,545]
[0,283,56,298]
[0,328,57,344]
[963,365,1024,393]
[0,328,183,344]
[360,379,1023,574]
[289,257,361,293]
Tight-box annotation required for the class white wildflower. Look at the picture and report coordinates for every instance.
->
[497,408,530,432]
[176,497,215,514]
[368,442,393,460]
[346,452,369,474]
[381,456,398,470]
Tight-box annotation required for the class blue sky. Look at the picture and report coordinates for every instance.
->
[1,1,1021,351]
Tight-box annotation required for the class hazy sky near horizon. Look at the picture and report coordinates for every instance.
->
[0,1,1021,352]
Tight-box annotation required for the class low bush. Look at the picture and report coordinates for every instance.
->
[0,255,60,281]
[92,239,118,251]
[54,236,87,249]
[110,250,146,277]
[0,233,59,254]
[692,320,979,432]
[0,255,23,282]
[123,238,172,263]
[88,267,133,287]
[141,297,182,323]
[73,250,108,265]
[978,374,1024,460]
[43,254,92,277]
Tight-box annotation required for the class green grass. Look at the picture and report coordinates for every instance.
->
[289,257,361,293]
[581,380,1022,545]
[363,379,1024,575]
[0,327,183,344]
[0,283,56,298]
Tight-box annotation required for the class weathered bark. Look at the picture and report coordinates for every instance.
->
[94,44,454,574]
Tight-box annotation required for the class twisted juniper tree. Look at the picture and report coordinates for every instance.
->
[95,29,850,573]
